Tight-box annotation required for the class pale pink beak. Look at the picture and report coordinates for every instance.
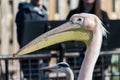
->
[40,65,58,71]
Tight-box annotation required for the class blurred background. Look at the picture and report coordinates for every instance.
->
[0,0,120,80]
[0,0,120,56]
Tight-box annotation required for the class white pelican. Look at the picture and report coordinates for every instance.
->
[13,13,107,80]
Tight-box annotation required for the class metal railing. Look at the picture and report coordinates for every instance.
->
[0,51,120,80]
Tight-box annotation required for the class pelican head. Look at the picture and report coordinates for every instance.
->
[40,62,70,72]
[71,13,107,36]
[40,62,74,80]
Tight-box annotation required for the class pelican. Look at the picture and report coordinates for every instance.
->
[13,13,107,80]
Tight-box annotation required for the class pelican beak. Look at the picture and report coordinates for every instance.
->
[13,17,91,57]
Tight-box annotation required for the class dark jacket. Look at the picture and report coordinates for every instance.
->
[15,2,48,47]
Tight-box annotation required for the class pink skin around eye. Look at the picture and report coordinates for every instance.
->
[71,13,96,32]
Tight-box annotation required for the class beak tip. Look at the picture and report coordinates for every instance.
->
[12,53,16,58]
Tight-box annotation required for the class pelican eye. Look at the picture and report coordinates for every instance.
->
[78,18,82,21]
[69,17,84,26]
[76,18,84,25]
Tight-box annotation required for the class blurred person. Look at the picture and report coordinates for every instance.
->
[67,0,109,21]
[15,0,48,79]
[66,0,111,80]
[16,0,48,46]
